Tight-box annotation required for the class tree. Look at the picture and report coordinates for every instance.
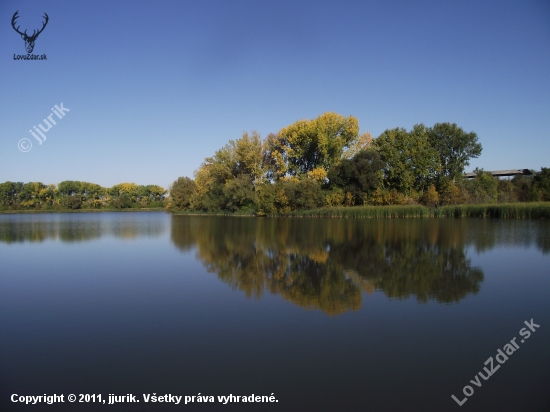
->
[511,174,532,202]
[342,131,373,159]
[530,167,550,201]
[291,179,325,210]
[427,123,482,183]
[147,185,166,201]
[17,182,47,208]
[232,131,266,186]
[111,195,132,209]
[58,180,82,197]
[372,124,440,195]
[223,174,256,212]
[326,149,384,205]
[439,178,464,205]
[265,112,360,179]
[463,169,498,203]
[191,131,266,211]
[170,177,196,209]
[497,180,517,203]
[0,182,20,207]
[66,196,82,209]
[421,185,440,207]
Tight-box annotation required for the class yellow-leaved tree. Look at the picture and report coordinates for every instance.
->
[265,112,360,179]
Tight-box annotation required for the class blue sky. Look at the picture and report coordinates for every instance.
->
[1,0,549,189]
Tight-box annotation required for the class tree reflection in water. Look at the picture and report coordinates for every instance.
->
[0,214,165,243]
[171,217,486,315]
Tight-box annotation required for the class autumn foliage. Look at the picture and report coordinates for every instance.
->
[165,112,550,215]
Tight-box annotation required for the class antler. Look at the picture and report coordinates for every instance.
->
[31,13,49,39]
[11,11,49,40]
[11,11,26,37]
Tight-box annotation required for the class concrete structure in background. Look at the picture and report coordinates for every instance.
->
[463,169,532,179]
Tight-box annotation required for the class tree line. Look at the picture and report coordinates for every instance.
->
[170,112,550,214]
[3,112,548,213]
[0,181,166,210]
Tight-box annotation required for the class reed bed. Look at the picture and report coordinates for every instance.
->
[290,202,550,219]
[291,205,431,218]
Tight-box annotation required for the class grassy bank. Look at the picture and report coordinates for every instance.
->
[0,208,166,214]
[17,203,541,219]
[171,209,256,216]
[289,202,550,219]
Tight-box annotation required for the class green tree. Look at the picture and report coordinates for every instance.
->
[65,196,82,209]
[80,182,106,208]
[497,180,517,203]
[511,174,532,202]
[464,169,498,203]
[111,195,132,209]
[291,179,325,210]
[0,182,21,208]
[326,149,384,205]
[191,131,266,211]
[109,183,138,198]
[530,167,550,201]
[147,185,166,203]
[427,122,482,183]
[255,183,277,215]
[265,112,360,178]
[223,174,256,212]
[18,182,47,208]
[58,180,82,197]
[170,177,196,209]
[438,177,464,205]
[372,124,440,195]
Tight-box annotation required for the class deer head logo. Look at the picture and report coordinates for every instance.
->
[11,11,49,54]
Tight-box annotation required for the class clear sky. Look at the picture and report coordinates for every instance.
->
[1,0,549,189]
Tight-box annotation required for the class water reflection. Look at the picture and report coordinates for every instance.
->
[2,213,547,317]
[171,217,497,314]
[0,213,166,243]
[462,219,550,254]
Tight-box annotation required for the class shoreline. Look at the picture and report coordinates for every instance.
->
[2,203,549,219]
[171,202,550,219]
[0,208,166,214]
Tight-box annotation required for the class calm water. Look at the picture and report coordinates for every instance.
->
[1,212,549,411]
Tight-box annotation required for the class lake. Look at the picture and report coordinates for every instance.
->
[1,212,549,411]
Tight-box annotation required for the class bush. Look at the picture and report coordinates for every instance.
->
[170,177,196,209]
[439,179,464,205]
[463,169,497,204]
[292,179,325,210]
[531,167,550,201]
[421,185,440,207]
[111,194,132,209]
[65,196,82,209]
[223,175,255,212]
[497,180,517,203]
[326,149,384,205]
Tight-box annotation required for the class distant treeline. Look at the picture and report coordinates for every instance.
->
[169,112,550,215]
[0,181,166,211]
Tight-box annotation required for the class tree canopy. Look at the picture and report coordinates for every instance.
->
[372,124,440,195]
[0,180,166,210]
[265,112,360,179]
[427,122,482,182]
[326,149,384,205]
